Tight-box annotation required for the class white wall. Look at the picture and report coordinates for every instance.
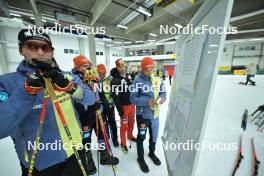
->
[164,43,176,53]
[83,38,90,58]
[108,47,125,71]
[3,27,22,72]
[95,43,106,65]
[49,34,80,71]
[2,26,264,74]
[220,42,264,68]
[220,43,234,67]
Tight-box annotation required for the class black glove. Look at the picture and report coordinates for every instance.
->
[32,59,75,93]
[32,58,58,71]
[43,69,70,88]
[28,71,45,87]
[32,59,71,88]
[25,71,44,94]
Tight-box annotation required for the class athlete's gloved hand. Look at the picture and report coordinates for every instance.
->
[32,59,76,94]
[24,71,44,95]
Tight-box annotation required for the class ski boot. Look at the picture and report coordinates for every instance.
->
[112,138,119,147]
[137,158,149,173]
[85,150,97,175]
[148,152,161,165]
[100,150,119,165]
[121,145,128,154]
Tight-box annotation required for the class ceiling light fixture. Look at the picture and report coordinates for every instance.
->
[149,33,158,37]
[114,41,123,44]
[10,13,21,17]
[209,44,218,47]
[137,7,151,17]
[117,24,128,29]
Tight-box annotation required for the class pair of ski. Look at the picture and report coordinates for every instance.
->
[250,105,264,132]
[232,135,260,176]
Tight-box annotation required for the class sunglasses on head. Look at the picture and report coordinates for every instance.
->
[23,42,54,53]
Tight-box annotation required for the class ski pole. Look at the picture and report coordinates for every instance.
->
[43,78,88,176]
[251,138,260,176]
[96,112,100,176]
[28,93,49,176]
[93,88,117,176]
[96,111,117,176]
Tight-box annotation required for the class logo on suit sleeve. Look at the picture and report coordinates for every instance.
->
[0,91,9,102]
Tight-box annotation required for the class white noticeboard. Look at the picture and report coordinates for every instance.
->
[162,0,234,175]
[180,33,207,93]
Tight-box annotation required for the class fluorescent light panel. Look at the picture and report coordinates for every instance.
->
[149,33,157,37]
[114,41,123,44]
[117,24,128,29]
[10,13,21,17]
[137,7,151,17]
